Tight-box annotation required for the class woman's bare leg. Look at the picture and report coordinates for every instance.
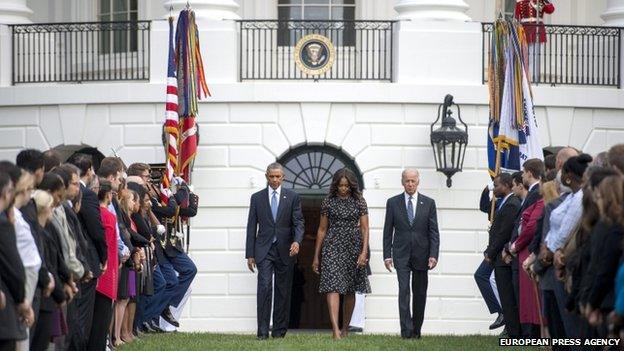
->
[326,293,341,340]
[341,293,355,337]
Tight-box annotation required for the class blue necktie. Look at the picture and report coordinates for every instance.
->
[271,190,278,221]
[407,196,414,223]
[496,199,504,213]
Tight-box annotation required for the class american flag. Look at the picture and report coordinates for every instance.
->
[161,17,179,204]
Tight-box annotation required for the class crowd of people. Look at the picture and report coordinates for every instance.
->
[474,143,624,346]
[0,149,198,351]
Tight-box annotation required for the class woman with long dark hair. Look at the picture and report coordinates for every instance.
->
[312,168,371,340]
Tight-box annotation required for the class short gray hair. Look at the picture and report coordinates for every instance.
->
[401,168,420,180]
[266,162,284,174]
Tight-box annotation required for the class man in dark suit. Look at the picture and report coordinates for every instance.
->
[383,168,439,339]
[485,173,522,337]
[67,153,107,350]
[246,163,304,340]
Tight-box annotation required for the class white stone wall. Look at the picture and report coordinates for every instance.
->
[0,85,622,334]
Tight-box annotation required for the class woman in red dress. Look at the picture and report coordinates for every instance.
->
[510,160,545,337]
[86,180,118,351]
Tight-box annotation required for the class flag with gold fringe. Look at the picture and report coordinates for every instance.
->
[176,8,210,183]
[487,19,543,178]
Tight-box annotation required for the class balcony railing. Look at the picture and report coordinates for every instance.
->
[482,23,621,88]
[238,20,395,81]
[10,21,151,84]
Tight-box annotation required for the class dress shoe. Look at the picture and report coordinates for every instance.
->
[257,335,269,340]
[140,321,157,333]
[161,308,180,327]
[348,326,363,333]
[489,313,505,330]
[149,320,165,333]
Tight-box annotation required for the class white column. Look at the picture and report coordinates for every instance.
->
[602,0,624,26]
[0,0,32,87]
[394,0,471,22]
[602,0,624,88]
[163,0,240,21]
[0,0,32,24]
[393,0,480,84]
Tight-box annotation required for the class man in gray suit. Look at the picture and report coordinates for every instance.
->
[383,168,440,339]
[246,163,304,340]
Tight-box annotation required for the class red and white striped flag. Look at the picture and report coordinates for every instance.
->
[161,17,179,204]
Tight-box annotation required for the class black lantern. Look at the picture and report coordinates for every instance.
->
[430,94,468,188]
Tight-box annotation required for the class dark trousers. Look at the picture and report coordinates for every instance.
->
[86,292,113,351]
[164,252,197,308]
[0,340,15,351]
[137,264,166,326]
[66,279,96,351]
[494,264,521,337]
[256,243,294,338]
[31,309,53,351]
[157,258,180,315]
[543,289,568,350]
[396,260,428,338]
[474,260,502,314]
[553,279,581,339]
[30,288,41,345]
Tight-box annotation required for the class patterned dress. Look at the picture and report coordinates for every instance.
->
[319,196,372,294]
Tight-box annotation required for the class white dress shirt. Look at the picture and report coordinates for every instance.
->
[14,207,42,269]
[268,185,281,207]
[545,189,584,252]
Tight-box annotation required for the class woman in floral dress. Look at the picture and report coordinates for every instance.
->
[312,168,371,340]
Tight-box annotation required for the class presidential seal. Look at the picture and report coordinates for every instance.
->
[294,34,335,76]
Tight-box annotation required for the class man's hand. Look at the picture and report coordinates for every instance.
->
[384,259,393,272]
[247,258,256,273]
[484,253,491,265]
[588,307,604,327]
[101,261,108,274]
[289,242,300,257]
[554,249,565,269]
[0,290,5,310]
[64,283,76,303]
[428,257,438,270]
[502,250,512,265]
[17,301,34,327]
[522,253,536,273]
[81,270,94,283]
[43,273,55,297]
[538,244,554,266]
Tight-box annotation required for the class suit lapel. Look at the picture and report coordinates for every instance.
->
[275,190,287,223]
[263,188,275,224]
[413,193,427,226]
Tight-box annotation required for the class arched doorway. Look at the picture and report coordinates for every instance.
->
[51,145,106,171]
[277,144,363,330]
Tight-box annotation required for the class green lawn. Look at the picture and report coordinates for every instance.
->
[119,333,526,351]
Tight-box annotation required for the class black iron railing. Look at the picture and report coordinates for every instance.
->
[11,21,151,84]
[482,23,621,88]
[238,20,395,81]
